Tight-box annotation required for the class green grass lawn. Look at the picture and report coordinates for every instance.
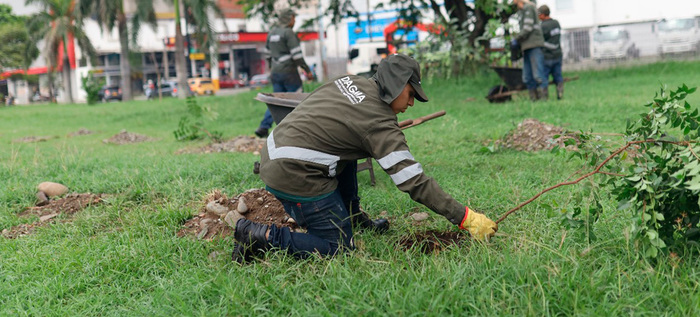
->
[2,60,700,315]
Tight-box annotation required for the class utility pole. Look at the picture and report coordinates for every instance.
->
[316,0,327,81]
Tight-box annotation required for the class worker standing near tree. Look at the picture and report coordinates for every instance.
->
[538,5,564,100]
[232,54,498,263]
[254,9,313,138]
[511,0,547,101]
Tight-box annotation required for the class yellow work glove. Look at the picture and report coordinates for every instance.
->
[459,207,498,241]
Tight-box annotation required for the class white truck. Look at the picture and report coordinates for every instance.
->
[347,41,388,76]
[655,17,700,55]
[591,26,640,62]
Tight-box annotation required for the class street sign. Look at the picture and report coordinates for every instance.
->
[189,53,205,60]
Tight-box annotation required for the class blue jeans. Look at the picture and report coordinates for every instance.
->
[258,72,303,129]
[267,161,360,258]
[522,47,547,90]
[543,58,563,84]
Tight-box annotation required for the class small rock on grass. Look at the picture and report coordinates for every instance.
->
[411,212,429,221]
[37,182,68,197]
[36,191,49,206]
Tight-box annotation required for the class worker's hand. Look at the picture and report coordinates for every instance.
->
[305,71,314,81]
[459,207,497,241]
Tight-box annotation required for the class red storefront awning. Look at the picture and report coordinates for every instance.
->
[163,31,324,48]
[0,66,49,79]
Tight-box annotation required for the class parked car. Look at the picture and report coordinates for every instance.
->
[219,76,247,88]
[98,85,122,102]
[146,81,193,99]
[591,26,639,62]
[249,74,270,89]
[187,77,218,95]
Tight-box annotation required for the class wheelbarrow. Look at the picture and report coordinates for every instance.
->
[486,66,579,103]
[253,92,446,185]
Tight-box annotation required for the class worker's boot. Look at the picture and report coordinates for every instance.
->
[556,83,564,100]
[254,127,269,138]
[539,87,549,101]
[232,219,270,263]
[529,89,538,101]
[351,208,389,234]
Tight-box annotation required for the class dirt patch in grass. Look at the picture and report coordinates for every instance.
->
[2,193,104,239]
[495,118,579,152]
[398,230,467,254]
[175,136,265,154]
[68,128,94,137]
[13,136,54,143]
[178,188,298,240]
[103,130,156,145]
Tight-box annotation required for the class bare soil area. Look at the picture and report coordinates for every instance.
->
[175,136,265,155]
[2,193,104,239]
[13,136,53,143]
[178,188,297,241]
[103,130,156,145]
[495,118,579,151]
[398,231,467,254]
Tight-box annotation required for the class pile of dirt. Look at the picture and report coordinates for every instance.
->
[495,118,579,151]
[13,136,53,143]
[103,130,155,145]
[175,136,266,154]
[68,128,94,137]
[2,193,104,239]
[398,230,467,254]
[178,188,298,240]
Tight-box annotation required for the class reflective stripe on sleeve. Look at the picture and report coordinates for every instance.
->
[523,25,533,32]
[292,52,303,59]
[390,163,423,185]
[544,42,559,49]
[524,18,534,24]
[276,55,291,62]
[377,150,414,169]
[267,131,340,176]
[290,46,302,54]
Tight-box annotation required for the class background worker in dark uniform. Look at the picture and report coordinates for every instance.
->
[538,5,564,100]
[254,9,313,138]
[511,0,547,100]
[232,54,498,263]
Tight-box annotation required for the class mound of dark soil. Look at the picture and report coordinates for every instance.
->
[13,136,53,143]
[178,188,298,241]
[103,130,155,145]
[2,193,104,239]
[175,136,265,154]
[495,118,579,152]
[68,129,94,137]
[398,230,467,254]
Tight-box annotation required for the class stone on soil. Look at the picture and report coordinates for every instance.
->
[224,210,244,228]
[206,201,229,216]
[37,182,68,197]
[237,197,248,214]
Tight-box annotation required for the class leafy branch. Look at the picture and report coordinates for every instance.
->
[497,84,700,258]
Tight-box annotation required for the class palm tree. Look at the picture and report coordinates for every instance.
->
[26,0,97,104]
[173,0,226,99]
[83,0,156,101]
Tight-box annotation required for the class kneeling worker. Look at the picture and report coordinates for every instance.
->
[232,54,497,262]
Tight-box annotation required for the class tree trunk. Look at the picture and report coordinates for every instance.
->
[118,12,132,101]
[61,55,73,104]
[174,0,189,99]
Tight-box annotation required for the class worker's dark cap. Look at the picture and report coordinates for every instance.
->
[538,5,550,16]
[374,54,429,103]
[278,9,296,25]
